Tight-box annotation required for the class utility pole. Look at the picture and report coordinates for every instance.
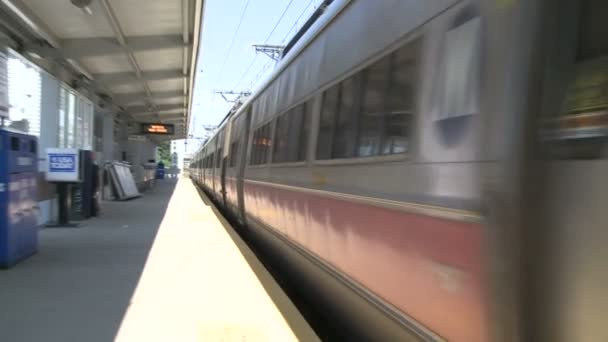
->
[253,44,285,61]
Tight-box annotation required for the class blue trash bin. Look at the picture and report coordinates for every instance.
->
[155,162,165,179]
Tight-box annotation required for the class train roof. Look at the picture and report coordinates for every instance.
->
[195,0,350,155]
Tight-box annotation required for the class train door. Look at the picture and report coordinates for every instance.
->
[518,1,608,341]
[220,121,232,207]
[214,133,222,201]
[236,108,252,224]
[210,138,218,193]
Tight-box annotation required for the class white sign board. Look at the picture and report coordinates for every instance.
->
[45,148,80,182]
[0,50,8,119]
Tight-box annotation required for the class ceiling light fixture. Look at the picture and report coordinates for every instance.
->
[70,0,94,15]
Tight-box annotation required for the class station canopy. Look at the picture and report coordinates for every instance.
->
[0,0,204,139]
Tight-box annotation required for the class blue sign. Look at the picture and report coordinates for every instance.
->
[49,154,75,172]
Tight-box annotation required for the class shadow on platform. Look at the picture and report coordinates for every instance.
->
[0,179,177,342]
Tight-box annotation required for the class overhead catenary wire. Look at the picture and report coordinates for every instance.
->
[233,55,259,90]
[263,0,296,43]
[246,59,274,90]
[214,0,251,89]
[233,0,296,90]
[281,0,316,43]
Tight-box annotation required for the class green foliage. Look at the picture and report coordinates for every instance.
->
[157,141,171,165]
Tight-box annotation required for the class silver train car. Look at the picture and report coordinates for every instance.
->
[190,0,608,341]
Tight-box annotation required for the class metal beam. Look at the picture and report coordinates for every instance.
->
[113,90,184,104]
[59,35,185,58]
[181,0,190,78]
[0,0,94,80]
[137,117,184,124]
[186,0,205,138]
[0,0,59,47]
[127,104,184,116]
[99,0,153,99]
[161,117,185,122]
[93,69,184,86]
[135,112,184,119]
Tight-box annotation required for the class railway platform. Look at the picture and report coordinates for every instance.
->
[0,178,318,342]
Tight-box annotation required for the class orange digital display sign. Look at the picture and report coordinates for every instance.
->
[142,123,175,135]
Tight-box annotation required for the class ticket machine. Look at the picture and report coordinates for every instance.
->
[0,128,39,268]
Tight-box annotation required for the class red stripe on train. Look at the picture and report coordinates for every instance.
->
[244,181,488,342]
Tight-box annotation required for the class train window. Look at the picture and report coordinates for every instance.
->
[333,75,361,158]
[317,86,339,159]
[263,123,272,163]
[273,111,290,162]
[358,56,390,157]
[251,129,259,164]
[540,0,608,159]
[250,122,272,165]
[300,104,311,160]
[250,129,258,165]
[316,38,420,160]
[273,101,310,163]
[383,39,419,154]
[577,0,608,61]
[229,141,239,167]
[216,148,223,168]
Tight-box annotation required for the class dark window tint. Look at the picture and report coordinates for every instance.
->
[216,148,223,168]
[300,104,311,161]
[539,0,608,159]
[273,113,290,162]
[358,57,389,157]
[317,86,339,160]
[273,101,311,163]
[229,141,239,167]
[382,41,418,154]
[250,122,272,165]
[316,38,420,160]
[577,0,608,61]
[30,140,37,154]
[333,76,361,158]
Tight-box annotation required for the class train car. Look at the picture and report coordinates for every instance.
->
[190,0,608,341]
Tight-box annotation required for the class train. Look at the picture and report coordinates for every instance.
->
[190,0,608,341]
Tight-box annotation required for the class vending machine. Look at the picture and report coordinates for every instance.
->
[0,128,39,268]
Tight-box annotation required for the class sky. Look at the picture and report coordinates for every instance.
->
[173,0,325,161]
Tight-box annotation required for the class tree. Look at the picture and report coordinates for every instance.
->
[157,141,171,165]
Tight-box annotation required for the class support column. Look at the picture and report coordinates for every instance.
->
[102,112,114,162]
[39,73,59,162]
[38,72,60,225]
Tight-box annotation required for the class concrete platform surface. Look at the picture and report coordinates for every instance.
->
[0,179,317,342]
